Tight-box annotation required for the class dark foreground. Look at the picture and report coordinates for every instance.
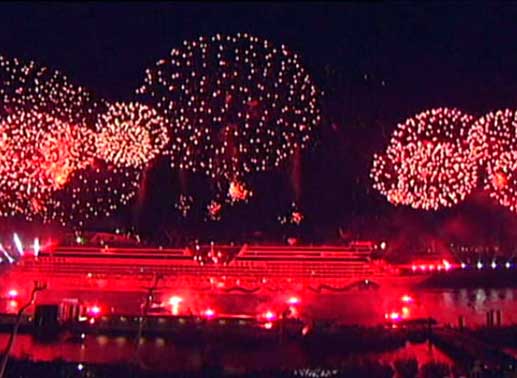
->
[0,355,509,378]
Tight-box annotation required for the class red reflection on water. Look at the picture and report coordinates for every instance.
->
[376,341,453,367]
[0,334,453,372]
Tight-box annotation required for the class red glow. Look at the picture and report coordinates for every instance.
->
[493,171,508,189]
[264,322,273,329]
[8,300,17,309]
[7,289,18,299]
[264,311,276,321]
[401,295,413,303]
[389,312,401,321]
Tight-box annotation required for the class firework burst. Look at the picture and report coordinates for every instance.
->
[0,55,103,126]
[137,33,321,181]
[371,108,478,210]
[94,102,169,169]
[0,56,146,225]
[0,110,96,218]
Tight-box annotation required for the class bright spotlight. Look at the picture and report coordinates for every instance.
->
[203,309,215,318]
[287,296,300,305]
[0,243,14,263]
[168,296,183,306]
[13,233,23,256]
[33,238,40,257]
[87,305,101,316]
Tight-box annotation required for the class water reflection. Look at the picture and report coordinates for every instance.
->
[0,334,451,372]
[375,341,453,367]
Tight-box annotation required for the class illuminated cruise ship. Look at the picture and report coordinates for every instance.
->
[0,238,436,296]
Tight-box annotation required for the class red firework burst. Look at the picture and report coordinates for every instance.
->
[371,108,478,210]
[206,200,222,221]
[0,55,103,126]
[0,56,145,225]
[467,110,517,212]
[0,110,95,218]
[137,33,321,180]
[227,180,252,203]
[95,102,169,168]
[467,109,517,166]
[486,150,517,212]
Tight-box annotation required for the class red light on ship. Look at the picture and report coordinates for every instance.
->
[168,296,183,315]
[287,296,300,305]
[264,311,276,321]
[87,305,101,317]
[7,289,18,299]
[401,295,413,303]
[168,296,183,305]
[203,309,215,318]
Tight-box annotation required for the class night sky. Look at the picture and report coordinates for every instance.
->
[2,3,517,243]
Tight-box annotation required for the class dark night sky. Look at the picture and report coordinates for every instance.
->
[2,2,517,242]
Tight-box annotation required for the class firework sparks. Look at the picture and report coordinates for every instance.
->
[227,180,252,203]
[278,202,304,225]
[174,194,193,218]
[206,200,222,221]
